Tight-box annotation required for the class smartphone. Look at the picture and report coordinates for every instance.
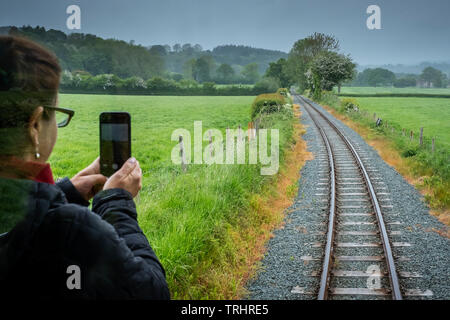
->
[99,112,131,177]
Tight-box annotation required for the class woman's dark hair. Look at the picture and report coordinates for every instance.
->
[0,36,61,155]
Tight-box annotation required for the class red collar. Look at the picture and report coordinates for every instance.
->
[0,156,55,184]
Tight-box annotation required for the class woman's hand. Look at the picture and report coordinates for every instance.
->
[71,157,108,201]
[103,157,142,198]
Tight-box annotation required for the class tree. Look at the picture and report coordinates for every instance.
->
[368,68,395,87]
[356,68,396,87]
[192,57,211,82]
[394,75,417,88]
[286,33,340,91]
[216,63,235,83]
[182,43,193,54]
[241,63,260,84]
[193,44,203,52]
[307,51,355,95]
[183,58,196,79]
[254,77,280,93]
[173,43,181,53]
[149,45,167,56]
[420,67,446,88]
[265,58,291,88]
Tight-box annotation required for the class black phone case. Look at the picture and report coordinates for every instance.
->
[99,112,131,177]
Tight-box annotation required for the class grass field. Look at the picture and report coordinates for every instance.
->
[348,97,450,148]
[337,86,450,95]
[53,94,297,298]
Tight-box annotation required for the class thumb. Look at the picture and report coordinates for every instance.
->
[116,157,137,177]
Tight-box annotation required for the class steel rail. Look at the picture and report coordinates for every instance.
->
[315,125,337,300]
[297,95,403,300]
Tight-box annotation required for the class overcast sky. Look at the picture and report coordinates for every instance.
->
[1,0,449,65]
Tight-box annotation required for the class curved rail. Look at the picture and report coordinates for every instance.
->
[315,125,337,300]
[297,95,403,300]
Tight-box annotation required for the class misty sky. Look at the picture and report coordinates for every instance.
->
[1,0,449,65]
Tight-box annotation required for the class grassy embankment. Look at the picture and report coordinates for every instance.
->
[53,94,309,298]
[314,91,449,232]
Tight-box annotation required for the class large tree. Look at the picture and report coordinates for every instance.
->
[216,63,235,83]
[265,58,291,88]
[307,51,355,95]
[192,56,211,82]
[367,68,395,87]
[420,67,446,88]
[286,32,340,91]
[241,63,260,84]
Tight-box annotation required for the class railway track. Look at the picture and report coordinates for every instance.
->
[296,95,403,300]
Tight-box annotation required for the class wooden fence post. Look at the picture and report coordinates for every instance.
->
[373,113,377,121]
[179,135,186,172]
[248,122,255,141]
[419,127,423,146]
[402,128,405,136]
[432,137,435,153]
[410,130,414,141]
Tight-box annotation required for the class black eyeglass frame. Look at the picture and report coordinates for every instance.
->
[45,106,75,127]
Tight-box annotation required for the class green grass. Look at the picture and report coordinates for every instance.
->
[347,97,450,148]
[53,94,295,299]
[338,86,450,95]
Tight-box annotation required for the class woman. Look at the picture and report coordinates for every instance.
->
[0,36,170,299]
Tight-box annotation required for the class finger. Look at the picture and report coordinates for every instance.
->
[130,161,142,179]
[88,174,108,186]
[78,157,101,176]
[114,157,137,178]
[89,157,101,174]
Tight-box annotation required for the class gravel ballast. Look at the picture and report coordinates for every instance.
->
[245,96,450,300]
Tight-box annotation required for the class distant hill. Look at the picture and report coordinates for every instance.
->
[1,25,287,80]
[161,44,287,75]
[357,61,450,76]
[211,45,287,73]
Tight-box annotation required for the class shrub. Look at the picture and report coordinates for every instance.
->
[276,88,289,97]
[401,145,419,158]
[318,90,341,109]
[394,77,416,88]
[254,77,280,93]
[340,98,360,112]
[202,82,217,94]
[251,93,285,119]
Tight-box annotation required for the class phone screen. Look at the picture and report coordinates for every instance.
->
[100,113,131,177]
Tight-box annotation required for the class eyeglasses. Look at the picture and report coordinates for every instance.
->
[45,106,75,128]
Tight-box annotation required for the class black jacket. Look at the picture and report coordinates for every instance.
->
[0,177,170,299]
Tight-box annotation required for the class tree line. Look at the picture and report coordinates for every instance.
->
[349,66,448,88]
